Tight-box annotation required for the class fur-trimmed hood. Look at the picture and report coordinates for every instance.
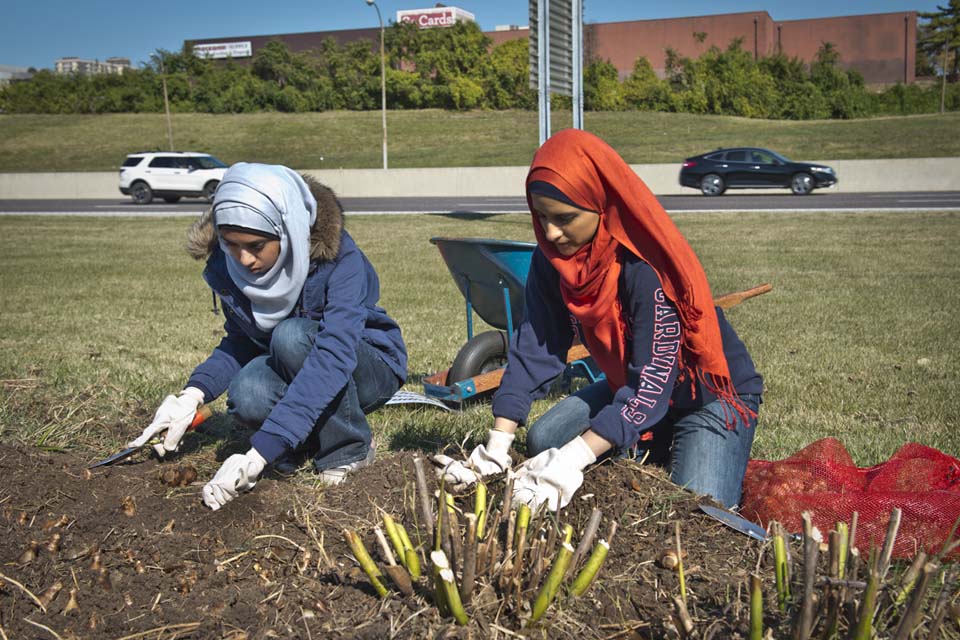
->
[186,174,345,262]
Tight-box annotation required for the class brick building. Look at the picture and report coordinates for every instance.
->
[187,9,917,85]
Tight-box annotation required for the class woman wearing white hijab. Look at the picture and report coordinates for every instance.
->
[128,163,407,510]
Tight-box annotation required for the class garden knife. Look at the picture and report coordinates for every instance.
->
[698,504,770,542]
[89,404,212,468]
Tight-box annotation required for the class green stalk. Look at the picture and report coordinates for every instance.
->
[529,542,574,624]
[404,547,422,580]
[431,550,468,625]
[569,539,610,597]
[773,530,789,612]
[394,522,421,579]
[516,503,531,547]
[475,481,488,541]
[836,521,849,580]
[343,529,388,598]
[852,551,880,640]
[382,514,407,567]
[563,523,574,546]
[749,574,763,640]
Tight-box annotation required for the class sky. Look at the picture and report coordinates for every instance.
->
[0,0,943,71]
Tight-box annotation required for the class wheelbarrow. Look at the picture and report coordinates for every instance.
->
[422,236,773,405]
[422,237,605,404]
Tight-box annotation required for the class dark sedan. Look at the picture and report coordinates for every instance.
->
[679,147,837,196]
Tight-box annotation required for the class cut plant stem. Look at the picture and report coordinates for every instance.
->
[878,507,902,580]
[511,504,532,591]
[851,549,881,640]
[893,550,928,608]
[475,481,488,540]
[390,521,420,579]
[383,565,415,597]
[673,595,695,638]
[570,538,610,597]
[530,541,574,624]
[569,508,602,577]
[431,550,468,625]
[382,514,407,567]
[343,529,388,598]
[749,574,763,640]
[892,560,939,640]
[460,513,478,602]
[836,521,849,579]
[675,521,687,605]
[772,523,790,612]
[412,457,434,544]
[797,512,819,640]
[374,526,397,567]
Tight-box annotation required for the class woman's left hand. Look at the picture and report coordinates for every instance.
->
[512,436,597,511]
[202,448,267,511]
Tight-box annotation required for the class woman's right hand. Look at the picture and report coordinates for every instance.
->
[127,387,205,457]
[433,429,515,491]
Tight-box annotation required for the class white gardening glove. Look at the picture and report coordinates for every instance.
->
[128,387,205,458]
[433,429,515,491]
[202,448,267,511]
[512,436,597,512]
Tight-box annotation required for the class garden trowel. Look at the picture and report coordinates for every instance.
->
[89,405,212,468]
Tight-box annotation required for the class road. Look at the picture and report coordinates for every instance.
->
[1,191,959,216]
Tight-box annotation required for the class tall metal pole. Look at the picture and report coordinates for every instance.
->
[158,56,174,151]
[537,0,551,145]
[572,0,583,130]
[367,0,388,170]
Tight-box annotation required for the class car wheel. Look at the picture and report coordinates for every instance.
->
[163,196,182,204]
[447,331,509,386]
[202,181,219,203]
[791,173,814,195]
[700,174,725,196]
[130,181,153,205]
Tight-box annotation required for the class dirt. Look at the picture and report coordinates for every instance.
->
[0,442,796,639]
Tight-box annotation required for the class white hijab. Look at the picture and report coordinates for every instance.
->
[213,163,318,331]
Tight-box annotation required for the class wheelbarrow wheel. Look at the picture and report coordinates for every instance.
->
[448,331,510,384]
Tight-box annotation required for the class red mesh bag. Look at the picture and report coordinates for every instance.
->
[740,438,960,558]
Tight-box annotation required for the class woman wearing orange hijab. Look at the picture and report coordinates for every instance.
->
[437,130,763,511]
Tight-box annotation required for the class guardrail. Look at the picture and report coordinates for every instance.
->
[1,158,958,199]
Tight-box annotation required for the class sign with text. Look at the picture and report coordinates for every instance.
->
[193,41,253,59]
[396,6,475,29]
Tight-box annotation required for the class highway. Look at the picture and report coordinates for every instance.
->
[2,191,959,216]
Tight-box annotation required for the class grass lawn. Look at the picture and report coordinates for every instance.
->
[1,110,959,172]
[1,209,957,470]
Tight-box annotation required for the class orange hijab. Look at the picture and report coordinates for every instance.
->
[527,129,744,420]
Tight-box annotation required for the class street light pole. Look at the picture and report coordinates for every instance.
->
[366,0,388,170]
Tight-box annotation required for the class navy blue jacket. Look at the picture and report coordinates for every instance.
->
[492,248,762,449]
[186,231,407,462]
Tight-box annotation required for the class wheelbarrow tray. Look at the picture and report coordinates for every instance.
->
[430,237,535,335]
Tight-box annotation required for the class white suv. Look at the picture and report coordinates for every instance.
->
[119,151,228,204]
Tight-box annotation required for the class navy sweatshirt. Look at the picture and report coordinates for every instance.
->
[186,231,407,464]
[491,248,763,449]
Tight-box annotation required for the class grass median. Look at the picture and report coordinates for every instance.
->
[2,110,960,172]
[0,209,957,470]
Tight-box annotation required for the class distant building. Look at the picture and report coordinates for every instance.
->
[0,64,33,85]
[54,57,131,76]
[186,9,917,85]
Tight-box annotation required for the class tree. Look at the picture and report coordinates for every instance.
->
[919,0,960,112]
[584,59,625,110]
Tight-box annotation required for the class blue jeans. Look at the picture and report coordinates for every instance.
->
[525,380,760,509]
[226,318,401,470]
